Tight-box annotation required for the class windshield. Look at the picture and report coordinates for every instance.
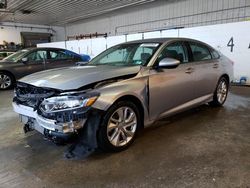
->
[89,43,161,66]
[3,49,29,62]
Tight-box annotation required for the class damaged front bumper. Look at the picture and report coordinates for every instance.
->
[12,82,101,141]
[13,102,87,139]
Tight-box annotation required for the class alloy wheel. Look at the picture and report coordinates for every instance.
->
[0,74,12,89]
[107,107,137,147]
[217,79,228,104]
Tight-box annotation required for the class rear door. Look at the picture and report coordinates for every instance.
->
[46,49,80,69]
[149,41,196,120]
[187,42,220,98]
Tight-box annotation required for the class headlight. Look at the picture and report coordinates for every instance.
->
[40,95,98,113]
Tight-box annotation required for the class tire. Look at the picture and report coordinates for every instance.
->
[209,77,229,107]
[0,72,15,90]
[97,101,141,152]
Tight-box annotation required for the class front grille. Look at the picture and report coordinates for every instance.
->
[14,82,59,109]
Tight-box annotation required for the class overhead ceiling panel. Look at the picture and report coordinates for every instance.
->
[0,0,155,26]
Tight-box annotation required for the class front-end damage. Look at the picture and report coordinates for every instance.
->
[12,71,146,159]
[13,82,100,142]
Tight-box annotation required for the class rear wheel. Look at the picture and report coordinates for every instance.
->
[97,101,141,152]
[0,72,14,90]
[209,77,229,106]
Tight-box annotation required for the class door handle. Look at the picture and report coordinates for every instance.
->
[185,67,194,74]
[213,63,219,68]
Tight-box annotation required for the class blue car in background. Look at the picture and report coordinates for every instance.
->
[80,53,91,62]
[64,50,91,62]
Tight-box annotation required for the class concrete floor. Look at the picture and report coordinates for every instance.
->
[0,86,249,188]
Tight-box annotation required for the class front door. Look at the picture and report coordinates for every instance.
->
[13,50,47,79]
[149,42,196,120]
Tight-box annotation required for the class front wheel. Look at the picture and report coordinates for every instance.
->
[209,77,229,107]
[97,101,141,152]
[0,72,14,90]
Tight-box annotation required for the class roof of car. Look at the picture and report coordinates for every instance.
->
[25,47,66,51]
[124,38,170,44]
[0,49,17,52]
[124,37,203,44]
[20,47,81,55]
[124,37,215,50]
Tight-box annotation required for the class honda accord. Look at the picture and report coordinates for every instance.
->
[12,38,233,152]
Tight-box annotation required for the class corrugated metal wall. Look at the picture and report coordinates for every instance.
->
[65,0,250,36]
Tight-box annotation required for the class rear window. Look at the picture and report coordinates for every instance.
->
[210,49,220,59]
[49,50,74,60]
[189,42,212,61]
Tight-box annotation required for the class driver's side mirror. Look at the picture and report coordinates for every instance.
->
[158,57,180,68]
[21,57,28,64]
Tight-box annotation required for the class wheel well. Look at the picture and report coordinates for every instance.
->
[221,74,230,83]
[115,95,145,129]
[0,70,16,82]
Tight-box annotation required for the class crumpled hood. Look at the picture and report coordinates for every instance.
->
[19,65,141,90]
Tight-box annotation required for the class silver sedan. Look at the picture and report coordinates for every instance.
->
[13,38,233,152]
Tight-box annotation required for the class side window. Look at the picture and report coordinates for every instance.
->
[190,42,212,61]
[133,46,154,65]
[157,42,188,63]
[210,49,220,59]
[26,50,47,62]
[49,50,73,60]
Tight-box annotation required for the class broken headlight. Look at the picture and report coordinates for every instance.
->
[39,95,98,113]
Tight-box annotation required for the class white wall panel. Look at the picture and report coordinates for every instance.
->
[66,40,79,53]
[161,30,179,38]
[144,31,161,39]
[127,33,143,42]
[89,38,107,58]
[37,41,66,49]
[65,38,107,58]
[106,36,126,48]
[78,39,92,55]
